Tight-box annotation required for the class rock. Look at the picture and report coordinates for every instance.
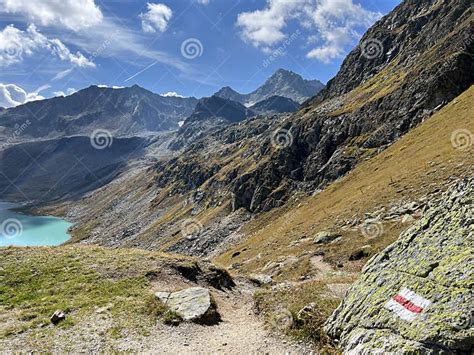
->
[249,274,273,286]
[325,179,474,353]
[155,287,220,325]
[50,310,66,325]
[230,263,242,269]
[172,262,235,290]
[289,237,312,247]
[326,283,351,299]
[155,292,171,303]
[95,303,113,314]
[401,214,415,224]
[297,303,320,322]
[314,231,342,244]
[271,308,294,331]
[348,246,372,261]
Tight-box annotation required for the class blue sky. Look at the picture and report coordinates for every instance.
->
[0,0,400,107]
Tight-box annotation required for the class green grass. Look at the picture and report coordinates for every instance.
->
[0,246,188,338]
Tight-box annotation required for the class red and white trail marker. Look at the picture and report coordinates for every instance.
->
[385,288,431,321]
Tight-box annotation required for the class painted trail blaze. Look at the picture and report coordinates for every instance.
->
[384,288,431,321]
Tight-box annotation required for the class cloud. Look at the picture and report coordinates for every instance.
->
[64,20,191,74]
[236,0,305,50]
[0,24,95,67]
[0,1,192,78]
[236,0,381,62]
[139,3,173,33]
[2,0,103,31]
[0,83,45,108]
[305,0,381,62]
[53,87,76,97]
[196,0,211,5]
[52,68,74,81]
[162,91,185,98]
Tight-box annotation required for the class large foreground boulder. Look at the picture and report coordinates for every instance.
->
[156,287,220,325]
[325,179,473,353]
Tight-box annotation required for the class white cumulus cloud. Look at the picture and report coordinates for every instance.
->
[236,0,381,62]
[305,0,381,62]
[139,3,173,33]
[0,83,45,108]
[196,0,211,5]
[0,24,95,67]
[2,0,103,31]
[236,0,306,50]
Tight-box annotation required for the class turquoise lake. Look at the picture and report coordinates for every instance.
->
[0,202,72,247]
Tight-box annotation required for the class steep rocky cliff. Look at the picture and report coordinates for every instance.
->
[325,179,473,353]
[249,96,300,115]
[152,0,473,214]
[230,0,473,212]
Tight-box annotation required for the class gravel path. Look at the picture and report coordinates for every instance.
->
[138,284,313,354]
[1,281,314,354]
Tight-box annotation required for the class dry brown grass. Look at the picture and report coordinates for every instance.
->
[254,275,356,353]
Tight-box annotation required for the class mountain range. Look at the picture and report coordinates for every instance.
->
[0,69,322,146]
[214,69,325,105]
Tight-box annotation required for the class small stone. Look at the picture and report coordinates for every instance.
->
[249,274,273,286]
[349,246,372,261]
[401,214,415,224]
[297,303,320,322]
[50,310,66,325]
[95,303,113,314]
[314,231,342,244]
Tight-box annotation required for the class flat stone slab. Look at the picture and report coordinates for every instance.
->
[155,287,220,324]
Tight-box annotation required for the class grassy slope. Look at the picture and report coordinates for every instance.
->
[0,246,194,339]
[215,86,474,279]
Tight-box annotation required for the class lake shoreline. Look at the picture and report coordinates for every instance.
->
[0,201,73,247]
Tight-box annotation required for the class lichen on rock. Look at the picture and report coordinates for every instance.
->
[325,178,473,353]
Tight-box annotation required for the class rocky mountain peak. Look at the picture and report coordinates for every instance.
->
[268,68,299,81]
[214,86,245,103]
[213,69,325,105]
[315,0,472,102]
[188,96,252,124]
